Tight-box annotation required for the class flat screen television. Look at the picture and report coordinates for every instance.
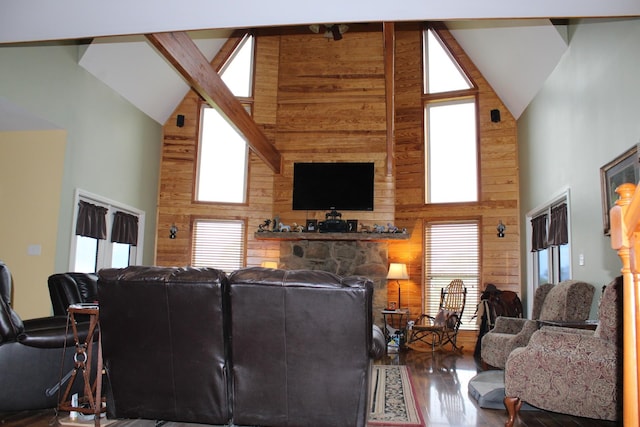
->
[292,162,375,211]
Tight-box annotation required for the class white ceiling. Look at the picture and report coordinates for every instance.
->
[1,1,638,129]
[2,0,638,43]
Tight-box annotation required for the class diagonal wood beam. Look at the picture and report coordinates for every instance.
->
[147,31,281,174]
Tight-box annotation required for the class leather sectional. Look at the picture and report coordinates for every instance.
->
[98,266,385,427]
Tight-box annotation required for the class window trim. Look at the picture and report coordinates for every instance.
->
[69,188,145,271]
[194,104,251,205]
[422,24,481,205]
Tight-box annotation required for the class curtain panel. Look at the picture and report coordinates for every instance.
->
[75,200,107,240]
[548,203,568,246]
[531,214,548,252]
[111,211,139,246]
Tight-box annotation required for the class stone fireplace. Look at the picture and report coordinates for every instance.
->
[278,239,390,324]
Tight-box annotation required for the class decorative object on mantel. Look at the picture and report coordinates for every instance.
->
[291,223,304,232]
[497,220,506,238]
[373,224,386,233]
[278,222,291,232]
[359,223,407,234]
[318,209,349,233]
[254,230,410,241]
[600,143,640,235]
[258,219,272,232]
[305,219,318,232]
[387,263,410,309]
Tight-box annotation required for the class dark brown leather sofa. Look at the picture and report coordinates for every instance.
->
[98,266,384,427]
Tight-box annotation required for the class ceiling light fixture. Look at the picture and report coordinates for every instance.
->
[309,24,349,41]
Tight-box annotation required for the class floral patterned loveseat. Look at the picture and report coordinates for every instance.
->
[503,276,622,425]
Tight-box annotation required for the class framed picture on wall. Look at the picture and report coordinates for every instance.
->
[600,144,640,235]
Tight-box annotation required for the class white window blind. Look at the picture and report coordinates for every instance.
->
[424,221,479,331]
[191,219,246,273]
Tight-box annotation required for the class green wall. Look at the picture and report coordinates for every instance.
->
[0,41,161,315]
[518,18,640,310]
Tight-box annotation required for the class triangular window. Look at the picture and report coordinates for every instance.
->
[221,34,254,97]
[424,29,472,94]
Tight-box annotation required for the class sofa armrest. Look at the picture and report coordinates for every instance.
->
[503,319,539,353]
[370,324,386,359]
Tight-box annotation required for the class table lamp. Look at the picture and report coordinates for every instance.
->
[387,263,409,309]
[260,261,278,269]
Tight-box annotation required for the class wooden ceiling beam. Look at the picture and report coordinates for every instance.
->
[147,31,281,174]
[383,22,395,177]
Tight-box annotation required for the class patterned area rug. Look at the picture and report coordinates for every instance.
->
[368,365,424,426]
[56,367,423,427]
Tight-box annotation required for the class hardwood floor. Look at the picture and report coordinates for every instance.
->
[0,350,621,427]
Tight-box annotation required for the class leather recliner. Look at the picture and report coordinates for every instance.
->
[0,261,94,412]
[228,268,376,427]
[97,266,384,427]
[98,266,231,425]
[48,272,99,316]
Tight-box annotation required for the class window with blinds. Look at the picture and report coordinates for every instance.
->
[191,219,246,273]
[424,220,479,331]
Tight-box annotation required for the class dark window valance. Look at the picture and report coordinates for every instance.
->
[548,203,568,246]
[75,201,107,240]
[531,214,548,252]
[111,211,139,246]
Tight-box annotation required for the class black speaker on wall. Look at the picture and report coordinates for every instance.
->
[490,109,501,123]
[176,114,185,127]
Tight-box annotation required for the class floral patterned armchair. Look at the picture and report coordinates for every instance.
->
[480,280,595,369]
[503,277,622,425]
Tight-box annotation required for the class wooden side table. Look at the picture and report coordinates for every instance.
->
[381,309,411,350]
[58,303,105,427]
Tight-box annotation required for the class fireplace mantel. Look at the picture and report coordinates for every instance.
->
[254,231,410,241]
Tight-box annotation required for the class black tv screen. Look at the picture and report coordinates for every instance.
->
[292,162,375,211]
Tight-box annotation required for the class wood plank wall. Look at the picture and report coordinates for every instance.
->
[390,23,520,349]
[156,23,520,349]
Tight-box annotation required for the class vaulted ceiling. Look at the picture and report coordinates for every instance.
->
[1,1,638,129]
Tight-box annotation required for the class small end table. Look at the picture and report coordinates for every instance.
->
[381,309,411,350]
[58,303,105,427]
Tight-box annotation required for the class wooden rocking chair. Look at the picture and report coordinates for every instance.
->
[406,279,467,353]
